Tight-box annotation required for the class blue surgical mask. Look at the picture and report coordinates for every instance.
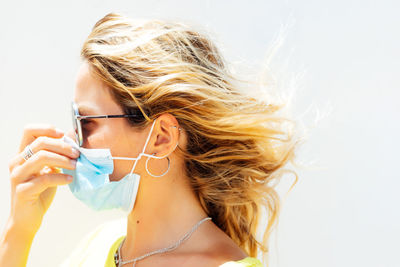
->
[61,118,161,214]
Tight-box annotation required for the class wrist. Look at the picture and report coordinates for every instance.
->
[0,218,36,267]
[3,218,37,241]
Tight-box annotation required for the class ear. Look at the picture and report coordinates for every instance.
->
[152,113,181,157]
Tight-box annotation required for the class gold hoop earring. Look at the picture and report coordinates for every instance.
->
[145,153,171,177]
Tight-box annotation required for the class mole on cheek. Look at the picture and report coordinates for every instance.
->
[137,220,140,224]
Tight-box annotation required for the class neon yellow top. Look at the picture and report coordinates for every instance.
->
[60,219,263,267]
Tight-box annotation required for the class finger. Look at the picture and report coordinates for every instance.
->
[11,150,76,184]
[18,124,64,153]
[10,136,80,170]
[15,173,73,197]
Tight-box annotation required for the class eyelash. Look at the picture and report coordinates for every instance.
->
[81,119,92,127]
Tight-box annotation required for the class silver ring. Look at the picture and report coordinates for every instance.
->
[23,145,34,161]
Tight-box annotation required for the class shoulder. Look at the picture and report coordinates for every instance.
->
[218,257,264,267]
[184,253,263,267]
[60,218,126,267]
[194,246,262,267]
[178,221,254,267]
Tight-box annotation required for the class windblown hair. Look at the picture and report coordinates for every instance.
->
[81,12,301,265]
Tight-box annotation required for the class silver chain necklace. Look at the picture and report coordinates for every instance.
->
[114,217,212,267]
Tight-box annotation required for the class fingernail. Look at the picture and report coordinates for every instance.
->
[70,159,77,166]
[67,175,73,181]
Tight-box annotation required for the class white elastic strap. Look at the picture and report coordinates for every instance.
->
[109,119,157,176]
[111,118,180,176]
[129,118,158,175]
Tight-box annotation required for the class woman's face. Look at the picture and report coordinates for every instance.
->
[67,61,154,181]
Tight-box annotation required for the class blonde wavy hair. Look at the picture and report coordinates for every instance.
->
[81,12,302,265]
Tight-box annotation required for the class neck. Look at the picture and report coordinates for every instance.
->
[122,171,209,259]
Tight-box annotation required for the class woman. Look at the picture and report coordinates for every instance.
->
[0,13,300,266]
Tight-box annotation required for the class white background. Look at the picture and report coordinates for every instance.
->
[0,0,399,266]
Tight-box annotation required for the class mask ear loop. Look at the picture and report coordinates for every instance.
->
[111,119,182,178]
[128,118,159,176]
[111,119,158,176]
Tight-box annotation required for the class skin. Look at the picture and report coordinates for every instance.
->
[0,61,247,267]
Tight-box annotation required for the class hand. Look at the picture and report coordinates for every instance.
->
[7,124,80,236]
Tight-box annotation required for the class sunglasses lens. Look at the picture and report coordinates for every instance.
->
[71,102,82,146]
[76,119,83,146]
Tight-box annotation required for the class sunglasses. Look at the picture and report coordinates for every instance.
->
[71,101,143,146]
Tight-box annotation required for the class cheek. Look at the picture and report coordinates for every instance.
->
[106,121,141,157]
[85,124,108,148]
[107,122,143,180]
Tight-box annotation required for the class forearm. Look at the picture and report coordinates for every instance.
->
[0,219,36,267]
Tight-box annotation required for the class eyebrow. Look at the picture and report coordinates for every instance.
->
[77,104,97,116]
